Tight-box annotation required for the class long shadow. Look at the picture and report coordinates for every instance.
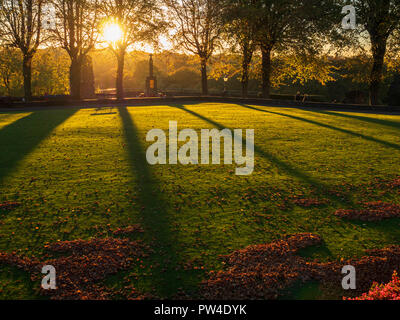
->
[169,104,350,205]
[119,107,187,297]
[241,104,400,151]
[0,109,77,185]
[238,107,400,255]
[303,109,400,131]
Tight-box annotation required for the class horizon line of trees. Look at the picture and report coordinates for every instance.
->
[0,0,400,105]
[3,46,399,105]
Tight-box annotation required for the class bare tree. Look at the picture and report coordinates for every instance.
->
[164,0,225,95]
[354,0,400,105]
[51,0,99,100]
[100,0,165,100]
[0,0,44,101]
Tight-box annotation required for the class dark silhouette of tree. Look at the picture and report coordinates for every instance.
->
[224,0,258,98]
[248,0,339,98]
[388,73,400,106]
[164,0,225,95]
[354,0,400,105]
[50,0,100,100]
[0,0,45,101]
[100,0,165,100]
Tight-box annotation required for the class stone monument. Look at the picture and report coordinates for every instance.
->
[145,54,157,97]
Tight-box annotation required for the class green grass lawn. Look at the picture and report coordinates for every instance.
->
[1,103,400,299]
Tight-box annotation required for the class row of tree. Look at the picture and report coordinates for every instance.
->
[0,0,399,105]
[0,0,165,101]
[188,0,400,105]
[3,47,396,104]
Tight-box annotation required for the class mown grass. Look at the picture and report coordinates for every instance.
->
[1,103,400,299]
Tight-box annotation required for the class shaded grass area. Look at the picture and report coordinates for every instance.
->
[1,104,400,299]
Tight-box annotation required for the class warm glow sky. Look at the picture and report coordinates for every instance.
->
[131,36,174,53]
[98,30,173,53]
[97,20,174,53]
[41,7,175,53]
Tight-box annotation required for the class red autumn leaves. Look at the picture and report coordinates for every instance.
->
[0,226,150,300]
[201,233,400,300]
[333,177,400,221]
[335,202,400,221]
[1,176,400,300]
[2,231,400,300]
[346,271,400,300]
[292,198,329,208]
[201,233,322,300]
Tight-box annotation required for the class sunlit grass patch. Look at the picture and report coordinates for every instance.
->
[1,103,400,299]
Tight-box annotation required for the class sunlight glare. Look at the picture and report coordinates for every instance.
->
[102,22,123,44]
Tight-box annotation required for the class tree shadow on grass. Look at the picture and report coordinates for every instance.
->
[241,104,400,151]
[119,107,190,298]
[169,104,350,206]
[0,109,77,185]
[303,109,400,132]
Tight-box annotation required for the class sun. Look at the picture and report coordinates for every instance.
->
[102,21,123,43]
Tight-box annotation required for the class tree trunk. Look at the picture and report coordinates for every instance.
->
[369,35,387,106]
[241,64,249,98]
[116,50,125,101]
[261,46,272,99]
[241,45,253,98]
[70,57,82,100]
[22,54,33,102]
[200,58,208,96]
